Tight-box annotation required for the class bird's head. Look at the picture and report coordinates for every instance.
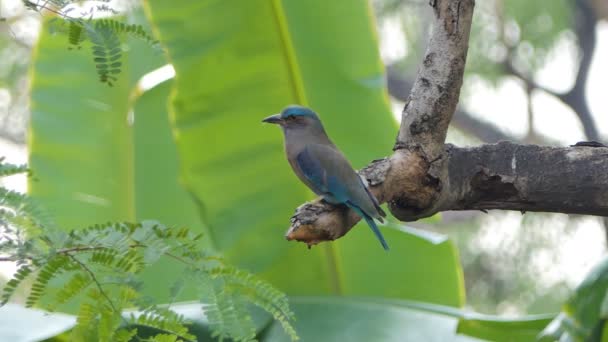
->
[262,105,322,131]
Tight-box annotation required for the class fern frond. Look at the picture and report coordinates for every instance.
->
[26,255,72,307]
[114,249,144,272]
[49,272,91,310]
[70,301,98,341]
[85,21,122,86]
[0,158,28,177]
[112,328,137,342]
[196,273,256,342]
[211,289,256,342]
[148,333,180,342]
[209,266,298,341]
[1,213,297,340]
[1,264,33,305]
[130,306,194,341]
[98,301,122,342]
[67,20,85,49]
[0,187,54,233]
[95,19,158,46]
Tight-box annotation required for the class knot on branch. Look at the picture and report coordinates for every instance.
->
[360,158,391,188]
[464,168,518,205]
[386,150,441,221]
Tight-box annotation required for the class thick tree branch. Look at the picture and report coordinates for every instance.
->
[437,142,608,215]
[395,0,474,160]
[286,142,608,245]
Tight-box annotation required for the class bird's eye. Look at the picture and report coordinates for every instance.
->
[286,115,295,121]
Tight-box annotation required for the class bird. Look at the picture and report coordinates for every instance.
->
[262,105,389,250]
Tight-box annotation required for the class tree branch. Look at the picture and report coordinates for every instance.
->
[395,0,475,159]
[387,65,512,143]
[286,142,608,245]
[436,142,608,215]
[559,0,598,141]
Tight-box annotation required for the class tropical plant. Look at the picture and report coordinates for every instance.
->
[0,159,296,341]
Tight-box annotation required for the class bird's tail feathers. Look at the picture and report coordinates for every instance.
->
[361,179,386,219]
[348,203,389,251]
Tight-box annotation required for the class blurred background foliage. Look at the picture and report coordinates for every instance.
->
[0,0,607,340]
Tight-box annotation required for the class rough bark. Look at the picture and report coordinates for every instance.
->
[438,142,608,215]
[395,0,474,160]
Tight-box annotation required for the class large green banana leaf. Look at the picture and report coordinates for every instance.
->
[142,0,464,306]
[2,299,554,341]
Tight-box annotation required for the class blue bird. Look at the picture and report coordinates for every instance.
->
[262,105,389,250]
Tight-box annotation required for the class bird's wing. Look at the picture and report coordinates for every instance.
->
[296,144,389,250]
[296,144,380,215]
[294,145,332,197]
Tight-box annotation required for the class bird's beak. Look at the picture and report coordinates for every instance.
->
[262,114,283,125]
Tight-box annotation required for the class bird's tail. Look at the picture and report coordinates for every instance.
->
[349,204,389,251]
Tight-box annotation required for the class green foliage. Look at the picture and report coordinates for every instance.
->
[79,19,159,86]
[67,21,85,48]
[86,21,122,86]
[262,297,554,341]
[1,265,32,304]
[24,1,159,86]
[539,256,608,341]
[456,312,554,341]
[0,157,28,177]
[0,159,297,341]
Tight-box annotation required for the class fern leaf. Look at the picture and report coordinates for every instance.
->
[98,302,121,342]
[0,159,28,177]
[149,333,180,342]
[210,266,298,341]
[70,301,98,341]
[1,264,33,305]
[85,22,122,86]
[96,19,159,47]
[49,272,91,310]
[197,274,256,342]
[0,187,54,233]
[67,21,85,49]
[112,328,137,342]
[26,255,71,307]
[130,306,194,341]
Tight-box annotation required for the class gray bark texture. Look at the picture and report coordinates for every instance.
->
[284,0,607,248]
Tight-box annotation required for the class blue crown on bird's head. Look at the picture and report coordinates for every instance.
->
[280,105,318,119]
